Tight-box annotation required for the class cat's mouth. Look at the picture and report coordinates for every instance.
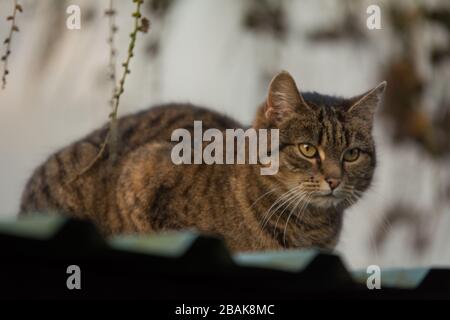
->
[315,190,335,198]
[311,190,346,207]
[315,189,347,198]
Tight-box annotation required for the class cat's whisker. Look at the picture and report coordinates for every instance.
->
[258,187,302,249]
[346,194,356,207]
[283,191,310,246]
[294,192,311,225]
[345,190,361,207]
[341,186,355,193]
[344,186,363,198]
[267,189,303,236]
[261,188,299,224]
[295,191,311,223]
[351,189,363,196]
[273,190,306,241]
[260,187,300,232]
[295,192,312,226]
[248,187,280,210]
[351,191,362,201]
[286,193,313,247]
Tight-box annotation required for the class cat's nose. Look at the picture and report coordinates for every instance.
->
[326,178,341,190]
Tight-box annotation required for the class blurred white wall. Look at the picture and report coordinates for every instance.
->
[0,0,449,269]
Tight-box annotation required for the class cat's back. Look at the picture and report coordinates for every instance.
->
[19,103,242,219]
[86,103,242,156]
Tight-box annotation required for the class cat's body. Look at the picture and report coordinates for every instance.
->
[20,72,385,252]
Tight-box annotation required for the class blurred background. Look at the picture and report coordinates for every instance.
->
[0,0,449,269]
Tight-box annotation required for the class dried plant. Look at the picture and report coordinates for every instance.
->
[72,0,150,181]
[105,0,118,109]
[109,0,150,163]
[1,0,23,90]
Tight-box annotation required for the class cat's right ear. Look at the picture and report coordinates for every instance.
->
[265,71,311,125]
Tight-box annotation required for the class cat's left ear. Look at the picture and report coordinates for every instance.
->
[347,81,387,122]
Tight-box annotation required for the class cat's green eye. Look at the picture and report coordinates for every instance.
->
[298,144,317,158]
[343,148,360,162]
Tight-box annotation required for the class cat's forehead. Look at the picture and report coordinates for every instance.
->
[282,106,371,150]
[302,92,352,110]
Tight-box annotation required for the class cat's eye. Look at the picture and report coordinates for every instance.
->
[298,144,317,158]
[343,148,360,162]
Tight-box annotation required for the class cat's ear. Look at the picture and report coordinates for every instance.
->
[265,71,312,124]
[347,81,387,122]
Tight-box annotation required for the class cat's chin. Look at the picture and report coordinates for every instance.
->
[311,195,345,209]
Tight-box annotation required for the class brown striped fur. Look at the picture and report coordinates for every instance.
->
[20,71,386,252]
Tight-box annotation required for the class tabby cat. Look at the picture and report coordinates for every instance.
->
[20,71,386,252]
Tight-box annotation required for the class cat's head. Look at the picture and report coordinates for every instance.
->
[260,71,386,209]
